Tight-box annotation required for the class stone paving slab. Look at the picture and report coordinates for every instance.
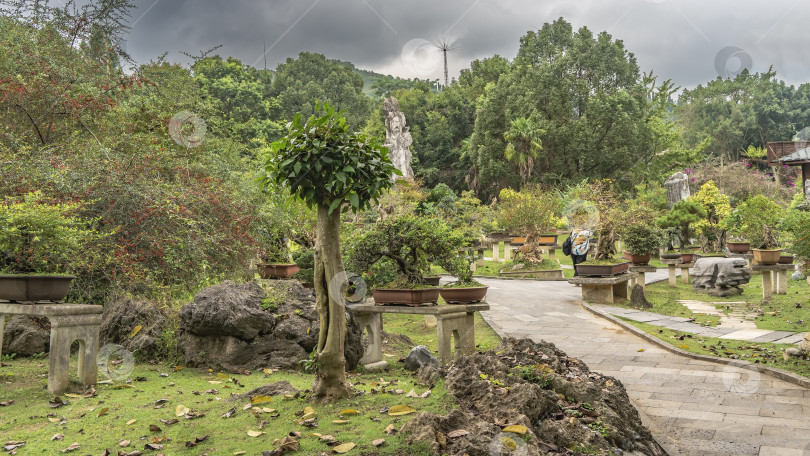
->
[749,330,799,343]
[477,273,810,456]
[772,333,808,344]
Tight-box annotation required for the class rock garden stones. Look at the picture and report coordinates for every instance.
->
[404,345,438,371]
[692,257,751,297]
[176,280,363,371]
[100,296,167,359]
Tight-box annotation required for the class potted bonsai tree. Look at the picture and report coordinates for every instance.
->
[0,192,101,302]
[573,180,630,277]
[439,253,488,304]
[727,195,784,265]
[619,222,664,266]
[292,248,314,288]
[656,199,706,251]
[344,214,465,306]
[255,192,312,279]
[496,186,561,264]
[780,204,810,276]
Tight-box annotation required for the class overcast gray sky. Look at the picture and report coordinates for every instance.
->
[123,0,810,90]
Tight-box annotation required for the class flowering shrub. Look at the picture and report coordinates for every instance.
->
[691,181,731,252]
[686,161,796,206]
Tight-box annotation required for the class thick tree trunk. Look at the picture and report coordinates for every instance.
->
[521,231,544,264]
[311,204,352,401]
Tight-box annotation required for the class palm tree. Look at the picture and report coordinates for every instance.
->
[504,117,544,186]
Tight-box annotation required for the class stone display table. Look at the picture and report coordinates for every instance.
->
[348,303,489,367]
[567,273,637,304]
[0,303,102,394]
[660,258,683,287]
[540,244,563,259]
[752,264,795,298]
[726,252,754,268]
[628,265,658,290]
[679,262,695,284]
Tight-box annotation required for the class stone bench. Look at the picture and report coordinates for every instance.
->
[567,273,637,304]
[0,303,102,394]
[347,303,489,367]
[752,264,795,298]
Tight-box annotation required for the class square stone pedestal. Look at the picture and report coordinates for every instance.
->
[567,273,637,303]
[679,263,695,284]
[0,303,103,395]
[628,265,658,290]
[752,264,795,298]
[348,303,489,366]
[540,244,562,260]
[660,258,684,287]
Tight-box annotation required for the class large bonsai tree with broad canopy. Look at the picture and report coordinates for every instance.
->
[262,103,397,401]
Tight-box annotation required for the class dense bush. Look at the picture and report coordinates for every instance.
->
[724,194,785,249]
[619,223,664,255]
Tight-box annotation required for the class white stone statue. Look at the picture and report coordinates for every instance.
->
[383,97,414,180]
[664,172,692,208]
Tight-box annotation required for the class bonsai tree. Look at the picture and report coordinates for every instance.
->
[780,206,810,262]
[0,192,101,275]
[725,194,784,249]
[583,179,621,261]
[345,214,465,286]
[292,249,315,285]
[496,186,560,263]
[262,102,397,401]
[656,199,706,248]
[691,180,731,252]
[619,222,664,256]
[442,251,483,288]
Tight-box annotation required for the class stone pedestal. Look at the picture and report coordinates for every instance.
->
[726,253,754,268]
[660,258,683,287]
[492,242,500,262]
[628,265,658,290]
[540,244,562,259]
[679,263,694,284]
[475,248,485,266]
[504,242,512,261]
[348,303,489,366]
[567,273,637,304]
[0,303,102,395]
[753,264,795,298]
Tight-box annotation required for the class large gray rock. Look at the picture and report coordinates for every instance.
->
[100,297,166,359]
[693,257,751,297]
[404,345,438,371]
[664,171,691,208]
[177,280,363,372]
[2,316,50,357]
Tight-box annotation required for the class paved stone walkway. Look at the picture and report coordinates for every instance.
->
[590,304,808,344]
[477,271,810,456]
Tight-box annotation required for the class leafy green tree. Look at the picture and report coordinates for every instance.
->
[496,186,561,263]
[269,52,372,129]
[503,117,544,186]
[263,103,396,401]
[468,19,677,198]
[691,181,732,252]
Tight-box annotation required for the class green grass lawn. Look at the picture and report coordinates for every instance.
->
[622,320,810,378]
[0,312,502,455]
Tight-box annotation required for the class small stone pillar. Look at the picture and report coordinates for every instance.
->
[628,265,657,291]
[492,241,500,262]
[679,263,694,284]
[504,242,512,261]
[661,258,683,288]
[762,270,773,299]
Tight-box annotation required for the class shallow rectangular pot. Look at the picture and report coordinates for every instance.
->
[439,286,488,304]
[372,288,440,306]
[752,249,782,265]
[499,269,565,280]
[0,275,75,302]
[257,263,300,279]
[575,262,629,277]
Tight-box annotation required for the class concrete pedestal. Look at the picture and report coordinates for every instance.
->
[726,253,754,268]
[628,265,658,290]
[0,303,102,395]
[679,263,694,284]
[504,242,512,261]
[752,264,795,298]
[661,258,683,287]
[492,242,500,262]
[540,244,562,260]
[567,273,637,304]
[348,303,489,366]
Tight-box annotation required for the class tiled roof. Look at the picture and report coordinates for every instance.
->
[777,146,810,163]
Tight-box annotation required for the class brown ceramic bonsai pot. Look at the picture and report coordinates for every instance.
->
[778,254,795,265]
[439,286,489,304]
[372,288,440,306]
[0,274,75,303]
[726,242,751,254]
[576,262,630,277]
[623,252,651,265]
[538,234,558,245]
[752,249,782,265]
[660,253,681,260]
[257,263,300,279]
[679,253,696,263]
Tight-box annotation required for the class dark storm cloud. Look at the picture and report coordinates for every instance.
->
[123,0,810,90]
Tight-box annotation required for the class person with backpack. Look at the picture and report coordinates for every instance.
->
[566,227,592,277]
